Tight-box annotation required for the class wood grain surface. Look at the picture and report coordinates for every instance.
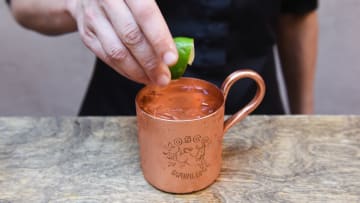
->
[0,116,359,202]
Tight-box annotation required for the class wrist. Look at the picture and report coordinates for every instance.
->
[11,0,77,35]
[42,0,77,35]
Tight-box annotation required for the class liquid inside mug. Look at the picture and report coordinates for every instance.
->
[135,69,265,193]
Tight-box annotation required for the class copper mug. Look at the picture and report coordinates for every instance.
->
[135,69,265,193]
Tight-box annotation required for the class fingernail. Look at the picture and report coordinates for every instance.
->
[157,74,170,86]
[163,51,178,66]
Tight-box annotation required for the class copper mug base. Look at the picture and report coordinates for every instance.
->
[135,69,265,193]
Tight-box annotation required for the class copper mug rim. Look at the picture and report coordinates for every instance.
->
[135,77,224,123]
[136,69,266,133]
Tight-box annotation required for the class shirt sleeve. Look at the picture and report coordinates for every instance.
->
[281,0,318,14]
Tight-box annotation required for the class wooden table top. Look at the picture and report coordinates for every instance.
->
[0,116,359,202]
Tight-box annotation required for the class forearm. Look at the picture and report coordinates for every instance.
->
[277,11,318,114]
[10,0,76,35]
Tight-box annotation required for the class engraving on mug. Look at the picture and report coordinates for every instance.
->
[163,135,210,179]
[171,168,206,180]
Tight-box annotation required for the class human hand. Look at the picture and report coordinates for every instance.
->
[65,0,178,86]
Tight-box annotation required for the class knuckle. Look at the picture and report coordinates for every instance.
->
[122,24,144,47]
[83,28,95,39]
[83,8,98,23]
[142,56,158,70]
[108,47,128,61]
[152,37,167,49]
[97,0,112,8]
[137,7,156,20]
[80,29,95,47]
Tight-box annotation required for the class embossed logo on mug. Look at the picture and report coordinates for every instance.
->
[163,135,210,180]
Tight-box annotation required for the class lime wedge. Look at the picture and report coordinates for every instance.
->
[170,37,195,79]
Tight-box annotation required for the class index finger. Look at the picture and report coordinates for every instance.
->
[125,0,178,67]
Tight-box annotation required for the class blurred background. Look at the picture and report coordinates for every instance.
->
[1,0,360,116]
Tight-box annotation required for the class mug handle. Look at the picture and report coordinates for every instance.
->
[221,69,266,133]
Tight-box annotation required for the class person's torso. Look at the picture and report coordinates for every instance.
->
[157,0,282,75]
[80,0,286,115]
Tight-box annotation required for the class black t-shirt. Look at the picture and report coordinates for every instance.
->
[6,0,317,115]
